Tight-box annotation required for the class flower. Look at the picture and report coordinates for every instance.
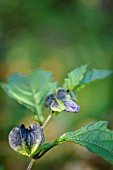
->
[63,100,80,112]
[8,124,44,156]
[56,89,80,113]
[44,88,80,113]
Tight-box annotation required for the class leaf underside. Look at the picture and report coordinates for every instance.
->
[1,70,57,122]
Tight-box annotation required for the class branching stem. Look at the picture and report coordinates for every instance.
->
[27,113,52,170]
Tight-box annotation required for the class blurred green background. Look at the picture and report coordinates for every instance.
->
[0,0,113,170]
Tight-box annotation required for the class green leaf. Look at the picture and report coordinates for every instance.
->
[57,121,113,164]
[63,64,88,90]
[75,69,113,91]
[1,70,57,123]
[33,121,113,164]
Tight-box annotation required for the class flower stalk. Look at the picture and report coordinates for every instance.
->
[41,114,52,129]
[27,159,35,170]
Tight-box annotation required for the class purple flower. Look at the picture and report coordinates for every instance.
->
[44,89,80,113]
[8,124,44,156]
[63,100,80,113]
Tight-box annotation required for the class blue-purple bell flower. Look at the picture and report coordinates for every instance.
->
[44,89,80,113]
[56,89,80,113]
[63,100,80,113]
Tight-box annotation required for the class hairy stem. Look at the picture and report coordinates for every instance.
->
[27,159,35,170]
[41,114,52,129]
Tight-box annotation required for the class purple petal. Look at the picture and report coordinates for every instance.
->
[63,100,80,113]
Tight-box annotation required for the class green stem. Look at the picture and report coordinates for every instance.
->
[41,114,52,129]
[33,113,53,160]
[26,159,35,170]
[33,140,58,160]
[36,141,57,159]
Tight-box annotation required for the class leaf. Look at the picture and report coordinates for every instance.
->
[33,121,113,164]
[1,70,57,123]
[63,65,88,90]
[57,121,113,164]
[75,69,113,91]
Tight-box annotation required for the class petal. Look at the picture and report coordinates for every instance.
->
[44,94,54,109]
[56,89,72,102]
[63,101,80,113]
[56,89,67,101]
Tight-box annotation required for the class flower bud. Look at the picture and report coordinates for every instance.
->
[8,124,44,157]
[44,94,54,109]
[56,89,67,101]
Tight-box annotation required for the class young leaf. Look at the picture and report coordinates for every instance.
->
[1,70,57,123]
[57,121,113,164]
[75,69,113,91]
[63,65,88,90]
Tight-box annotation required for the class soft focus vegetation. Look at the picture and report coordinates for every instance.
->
[0,0,113,170]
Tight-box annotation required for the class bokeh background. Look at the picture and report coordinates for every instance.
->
[0,0,113,170]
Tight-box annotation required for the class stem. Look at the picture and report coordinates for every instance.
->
[27,159,35,170]
[36,142,57,159]
[41,114,52,129]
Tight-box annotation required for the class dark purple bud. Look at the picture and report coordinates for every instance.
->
[63,100,80,113]
[44,94,54,109]
[56,89,68,101]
